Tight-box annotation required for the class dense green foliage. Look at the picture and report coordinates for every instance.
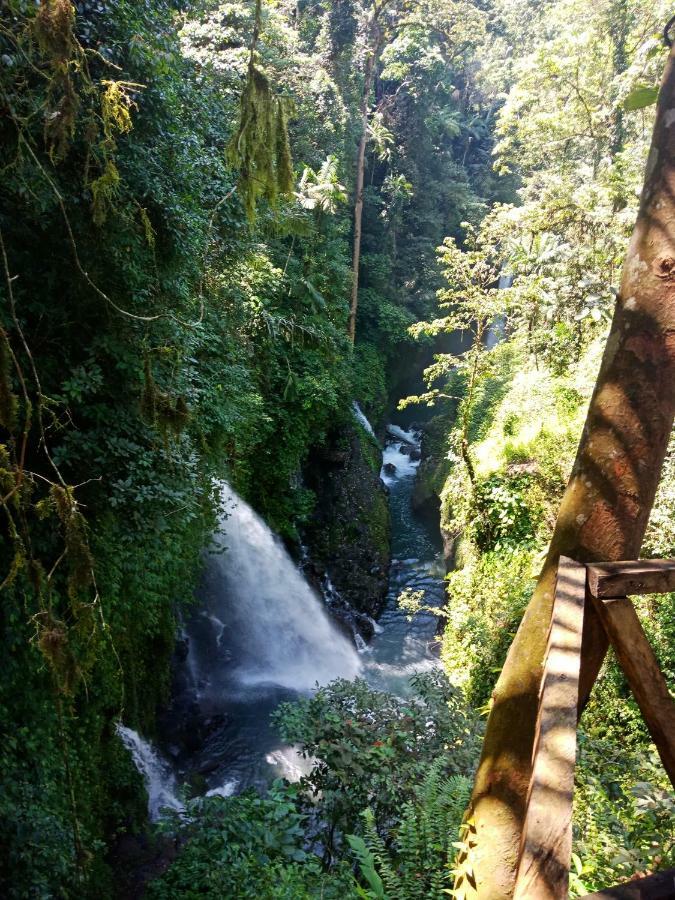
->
[147,784,358,899]
[2,0,675,896]
[0,0,507,895]
[150,672,479,898]
[404,0,675,892]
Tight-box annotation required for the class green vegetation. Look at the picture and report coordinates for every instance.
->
[2,0,674,897]
[150,672,479,899]
[0,0,503,894]
[401,1,675,892]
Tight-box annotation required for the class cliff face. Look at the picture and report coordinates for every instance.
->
[303,424,390,626]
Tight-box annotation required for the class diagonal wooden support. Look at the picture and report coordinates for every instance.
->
[580,867,675,898]
[511,556,675,900]
[513,557,586,900]
[590,592,675,789]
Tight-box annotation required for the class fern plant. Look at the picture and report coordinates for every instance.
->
[350,765,473,899]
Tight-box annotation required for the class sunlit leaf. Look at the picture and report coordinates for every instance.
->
[623,86,658,111]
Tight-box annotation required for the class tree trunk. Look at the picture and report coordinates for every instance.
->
[463,44,675,900]
[348,23,380,344]
[609,0,629,211]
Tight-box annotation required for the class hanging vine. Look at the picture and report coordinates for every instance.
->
[227,0,295,220]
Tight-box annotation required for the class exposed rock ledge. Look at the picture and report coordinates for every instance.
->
[303,423,390,622]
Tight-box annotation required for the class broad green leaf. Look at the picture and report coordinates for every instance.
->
[623,86,658,111]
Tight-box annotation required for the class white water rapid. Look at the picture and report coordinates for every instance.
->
[380,424,420,485]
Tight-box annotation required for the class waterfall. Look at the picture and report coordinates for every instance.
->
[195,483,361,694]
[116,726,184,822]
[486,273,513,350]
[120,484,362,808]
[352,401,377,440]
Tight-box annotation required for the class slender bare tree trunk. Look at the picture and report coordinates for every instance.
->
[609,0,629,211]
[348,21,381,343]
[463,44,675,900]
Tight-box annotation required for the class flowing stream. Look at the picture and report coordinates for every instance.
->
[121,418,444,820]
[361,424,444,695]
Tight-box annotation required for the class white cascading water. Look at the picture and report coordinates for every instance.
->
[486,273,513,350]
[380,425,420,486]
[352,401,378,440]
[116,725,184,822]
[118,418,454,810]
[198,483,361,693]
[119,484,361,814]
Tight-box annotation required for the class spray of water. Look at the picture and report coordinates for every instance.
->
[116,725,184,822]
[196,483,361,693]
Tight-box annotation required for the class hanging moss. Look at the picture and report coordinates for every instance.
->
[228,66,294,219]
[50,485,94,602]
[275,99,294,196]
[100,80,136,144]
[138,205,156,248]
[36,612,80,695]
[140,357,190,439]
[227,0,294,220]
[33,0,76,63]
[90,160,121,226]
[33,0,80,162]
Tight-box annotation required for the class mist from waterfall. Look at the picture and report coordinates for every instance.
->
[194,483,361,694]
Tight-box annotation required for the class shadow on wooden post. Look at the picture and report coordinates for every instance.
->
[513,556,586,900]
[511,556,675,899]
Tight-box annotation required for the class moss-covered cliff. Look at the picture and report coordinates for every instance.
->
[303,422,390,623]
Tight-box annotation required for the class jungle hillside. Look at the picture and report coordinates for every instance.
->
[1,0,675,898]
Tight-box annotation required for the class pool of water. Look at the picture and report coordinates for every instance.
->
[129,421,446,816]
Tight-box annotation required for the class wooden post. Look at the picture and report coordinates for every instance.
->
[587,559,675,598]
[580,867,675,899]
[591,594,675,788]
[513,557,586,900]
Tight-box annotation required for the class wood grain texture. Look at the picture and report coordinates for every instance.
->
[587,559,675,599]
[513,557,586,900]
[580,868,675,899]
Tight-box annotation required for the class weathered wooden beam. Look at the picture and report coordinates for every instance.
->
[580,868,675,899]
[513,557,586,900]
[587,559,675,599]
[592,594,675,788]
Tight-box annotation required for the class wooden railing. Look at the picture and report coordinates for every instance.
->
[512,557,675,900]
